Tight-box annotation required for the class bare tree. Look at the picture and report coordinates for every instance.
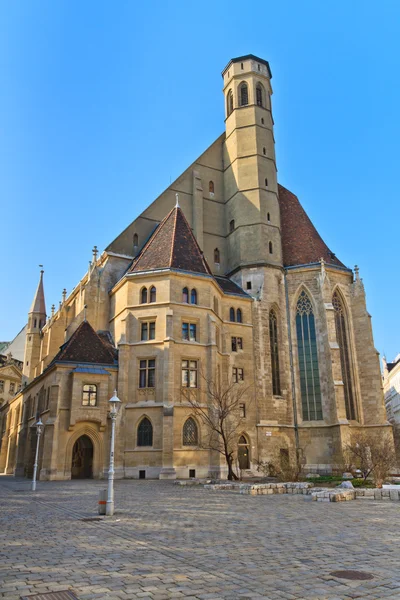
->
[181,369,252,481]
[346,430,396,488]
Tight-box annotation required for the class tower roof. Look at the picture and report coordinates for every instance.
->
[29,270,46,315]
[221,55,272,78]
[128,204,212,276]
[52,320,117,365]
[278,185,346,269]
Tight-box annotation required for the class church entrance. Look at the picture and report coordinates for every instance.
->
[71,435,93,479]
[238,436,250,470]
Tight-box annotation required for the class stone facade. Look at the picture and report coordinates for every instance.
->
[383,354,400,462]
[0,54,392,480]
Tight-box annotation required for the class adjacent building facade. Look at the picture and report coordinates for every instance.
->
[383,354,400,462]
[0,55,391,480]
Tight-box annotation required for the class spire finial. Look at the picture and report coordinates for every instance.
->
[354,265,360,280]
[92,245,98,263]
[51,304,55,317]
[175,193,180,208]
[62,288,67,303]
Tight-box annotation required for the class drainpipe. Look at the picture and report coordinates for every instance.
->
[284,271,300,455]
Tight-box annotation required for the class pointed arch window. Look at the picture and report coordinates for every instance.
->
[214,248,220,264]
[296,291,323,421]
[227,89,233,116]
[229,219,235,233]
[140,287,148,304]
[229,307,235,322]
[332,291,356,420]
[239,83,248,106]
[256,83,264,107]
[236,308,242,323]
[183,417,198,446]
[149,286,156,303]
[190,289,197,304]
[209,181,214,195]
[269,310,281,396]
[182,287,189,303]
[137,417,153,447]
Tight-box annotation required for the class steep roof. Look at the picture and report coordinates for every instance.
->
[30,270,46,315]
[278,184,346,269]
[52,321,117,365]
[215,276,250,298]
[129,205,212,275]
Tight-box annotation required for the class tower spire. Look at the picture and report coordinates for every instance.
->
[29,267,46,316]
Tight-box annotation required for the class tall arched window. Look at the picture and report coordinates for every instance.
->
[256,83,264,107]
[236,308,242,323]
[140,287,148,304]
[182,287,189,303]
[137,417,153,447]
[191,289,197,304]
[332,290,356,420]
[209,181,214,194]
[296,291,322,421]
[269,241,273,254]
[149,286,156,303]
[229,307,235,322]
[269,310,281,396]
[227,89,233,116]
[183,417,198,446]
[214,248,220,264]
[239,83,248,106]
[133,233,138,247]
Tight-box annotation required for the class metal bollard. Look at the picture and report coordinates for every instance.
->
[98,489,107,515]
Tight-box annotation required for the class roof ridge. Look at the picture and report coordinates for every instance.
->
[175,207,212,275]
[131,206,175,271]
[169,207,179,267]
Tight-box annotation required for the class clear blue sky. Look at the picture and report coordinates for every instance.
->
[1,1,399,361]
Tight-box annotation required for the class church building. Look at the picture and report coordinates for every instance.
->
[0,55,391,480]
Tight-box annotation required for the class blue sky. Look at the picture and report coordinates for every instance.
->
[1,1,399,361]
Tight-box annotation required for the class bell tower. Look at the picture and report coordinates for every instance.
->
[23,269,46,381]
[222,55,282,275]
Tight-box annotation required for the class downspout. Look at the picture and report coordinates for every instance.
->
[284,271,300,454]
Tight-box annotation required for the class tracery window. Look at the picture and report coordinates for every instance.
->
[295,291,323,421]
[239,83,248,106]
[227,89,233,116]
[141,287,148,304]
[332,291,356,420]
[269,310,281,396]
[183,417,198,446]
[82,384,97,407]
[137,417,153,447]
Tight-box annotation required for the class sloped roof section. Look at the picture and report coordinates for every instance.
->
[215,277,249,297]
[278,184,346,269]
[52,321,117,365]
[129,205,212,275]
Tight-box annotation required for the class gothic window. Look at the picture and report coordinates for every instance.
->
[332,290,356,420]
[209,181,214,195]
[149,286,156,303]
[236,308,242,323]
[229,219,235,233]
[191,289,197,304]
[34,318,37,328]
[214,248,220,264]
[183,417,198,446]
[269,310,281,396]
[133,233,138,247]
[256,83,263,107]
[182,287,189,303]
[140,287,148,304]
[230,307,235,322]
[137,417,153,447]
[296,291,323,421]
[227,89,233,116]
[82,384,97,407]
[269,241,273,254]
[239,83,248,106]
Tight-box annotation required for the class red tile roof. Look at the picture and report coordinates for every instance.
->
[278,184,346,268]
[52,321,117,365]
[129,205,212,275]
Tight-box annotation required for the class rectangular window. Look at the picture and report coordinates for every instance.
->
[82,384,97,407]
[182,360,198,388]
[9,382,15,394]
[0,381,4,393]
[139,359,155,388]
[141,321,156,341]
[239,403,246,418]
[233,368,244,383]
[182,322,197,342]
[231,337,243,352]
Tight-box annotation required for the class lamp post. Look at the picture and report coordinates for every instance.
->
[32,418,43,491]
[106,390,121,516]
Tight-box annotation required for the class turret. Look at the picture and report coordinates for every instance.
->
[23,269,46,381]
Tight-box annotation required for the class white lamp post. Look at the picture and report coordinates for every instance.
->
[32,418,43,491]
[106,390,121,516]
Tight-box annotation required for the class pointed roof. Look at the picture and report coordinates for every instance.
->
[52,321,117,365]
[129,205,212,275]
[278,185,346,269]
[29,270,46,315]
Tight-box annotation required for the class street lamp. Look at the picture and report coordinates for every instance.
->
[32,418,43,491]
[106,390,121,516]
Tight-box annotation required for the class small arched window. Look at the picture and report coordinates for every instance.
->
[183,417,198,446]
[141,287,148,304]
[133,233,138,247]
[263,147,266,155]
[182,287,189,303]
[229,219,235,233]
[137,417,153,447]
[269,241,273,254]
[191,289,197,304]
[229,307,235,322]
[265,178,268,187]
[236,308,242,323]
[267,212,271,222]
[256,83,263,107]
[227,89,233,116]
[209,181,214,194]
[149,286,156,303]
[239,83,249,107]
[214,248,220,263]
[33,318,37,328]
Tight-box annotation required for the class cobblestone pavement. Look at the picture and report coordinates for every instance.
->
[1,478,400,600]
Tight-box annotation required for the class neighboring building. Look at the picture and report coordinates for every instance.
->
[383,354,400,461]
[0,54,392,480]
[2,325,28,363]
[0,353,23,474]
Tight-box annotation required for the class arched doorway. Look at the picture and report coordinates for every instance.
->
[238,435,250,470]
[71,435,93,479]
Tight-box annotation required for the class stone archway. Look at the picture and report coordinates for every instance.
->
[238,435,250,470]
[71,435,93,479]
